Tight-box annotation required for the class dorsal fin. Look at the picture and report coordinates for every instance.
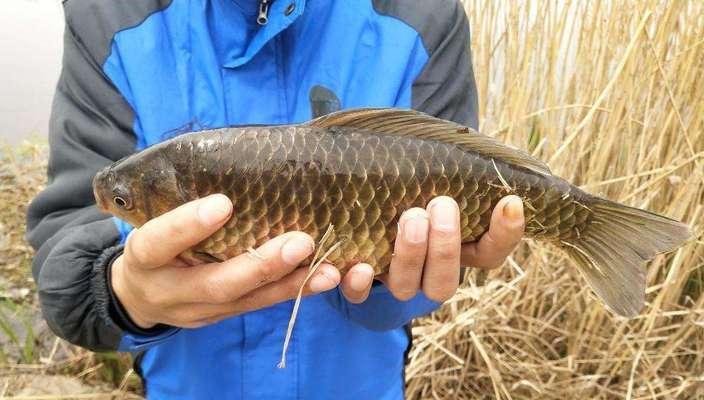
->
[307,108,551,175]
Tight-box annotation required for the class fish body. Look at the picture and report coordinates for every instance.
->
[94,108,691,317]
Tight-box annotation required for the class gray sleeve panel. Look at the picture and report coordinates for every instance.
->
[28,0,173,249]
[26,9,141,249]
[372,0,479,128]
[25,3,168,350]
[37,220,124,351]
[62,0,172,64]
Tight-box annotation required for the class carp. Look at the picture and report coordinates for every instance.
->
[93,108,691,317]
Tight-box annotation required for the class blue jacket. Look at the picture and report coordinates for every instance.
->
[26,0,478,398]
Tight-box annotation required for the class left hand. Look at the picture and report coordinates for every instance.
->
[339,195,525,303]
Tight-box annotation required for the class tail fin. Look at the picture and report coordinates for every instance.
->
[562,199,691,317]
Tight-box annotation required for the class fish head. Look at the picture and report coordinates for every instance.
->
[93,149,184,228]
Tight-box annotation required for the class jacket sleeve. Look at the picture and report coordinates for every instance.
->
[324,0,479,331]
[26,17,177,351]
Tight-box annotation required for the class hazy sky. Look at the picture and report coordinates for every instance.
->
[0,0,64,144]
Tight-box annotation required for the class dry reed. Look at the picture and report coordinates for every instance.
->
[406,1,703,399]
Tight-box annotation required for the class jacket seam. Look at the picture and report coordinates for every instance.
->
[368,0,433,57]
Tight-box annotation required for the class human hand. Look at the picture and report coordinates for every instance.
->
[111,194,341,329]
[339,195,525,303]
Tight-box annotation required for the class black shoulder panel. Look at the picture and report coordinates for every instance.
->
[63,0,173,64]
[371,0,479,128]
[372,0,459,54]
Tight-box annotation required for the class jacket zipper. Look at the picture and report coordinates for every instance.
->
[257,0,271,25]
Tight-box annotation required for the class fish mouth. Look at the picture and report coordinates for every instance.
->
[92,169,110,213]
[94,188,108,213]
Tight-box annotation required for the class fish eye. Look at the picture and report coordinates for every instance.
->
[113,196,131,210]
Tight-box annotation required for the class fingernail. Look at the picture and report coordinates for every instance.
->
[502,196,524,220]
[404,215,429,243]
[349,266,373,292]
[281,236,315,266]
[309,266,339,292]
[197,195,232,225]
[428,197,458,232]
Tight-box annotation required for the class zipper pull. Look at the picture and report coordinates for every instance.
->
[257,0,270,25]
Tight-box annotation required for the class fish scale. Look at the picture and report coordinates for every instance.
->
[93,108,690,317]
[172,126,584,275]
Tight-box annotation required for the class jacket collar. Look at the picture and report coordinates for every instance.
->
[229,0,260,19]
[222,0,306,68]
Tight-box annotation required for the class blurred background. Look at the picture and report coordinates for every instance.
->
[1,0,703,399]
[0,0,63,145]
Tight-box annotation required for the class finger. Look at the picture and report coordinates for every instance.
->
[386,208,428,301]
[179,263,341,324]
[422,196,461,302]
[461,195,524,269]
[340,263,375,304]
[124,194,232,269]
[182,231,316,303]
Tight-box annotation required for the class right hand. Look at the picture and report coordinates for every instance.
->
[111,194,341,329]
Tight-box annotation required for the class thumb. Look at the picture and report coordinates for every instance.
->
[124,194,232,269]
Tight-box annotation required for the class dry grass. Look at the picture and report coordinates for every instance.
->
[0,142,45,299]
[406,1,704,399]
[1,0,703,398]
[0,144,143,398]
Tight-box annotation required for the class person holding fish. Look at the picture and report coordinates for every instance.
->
[26,1,530,398]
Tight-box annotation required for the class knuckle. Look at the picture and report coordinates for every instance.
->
[163,215,188,237]
[124,234,143,265]
[482,231,500,249]
[430,242,460,264]
[126,233,158,267]
[484,231,518,257]
[255,260,277,284]
[392,251,425,270]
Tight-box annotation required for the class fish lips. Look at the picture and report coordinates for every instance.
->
[92,167,112,214]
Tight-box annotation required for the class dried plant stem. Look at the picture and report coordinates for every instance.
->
[277,225,340,369]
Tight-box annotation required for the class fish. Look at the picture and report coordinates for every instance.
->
[93,108,691,317]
